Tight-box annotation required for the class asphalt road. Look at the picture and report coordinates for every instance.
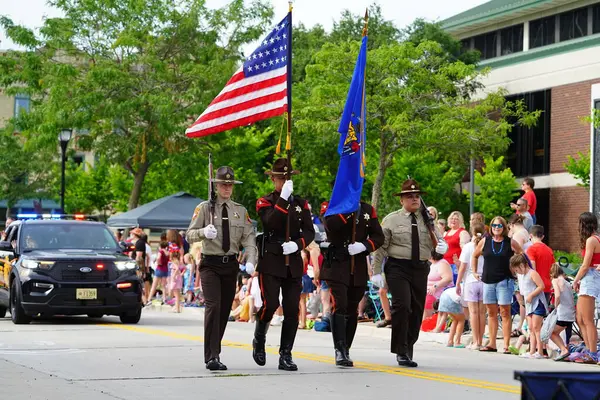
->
[0,309,596,400]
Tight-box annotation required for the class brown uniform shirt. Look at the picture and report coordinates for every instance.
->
[186,197,257,265]
[372,207,433,275]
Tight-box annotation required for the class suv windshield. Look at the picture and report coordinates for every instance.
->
[20,224,119,251]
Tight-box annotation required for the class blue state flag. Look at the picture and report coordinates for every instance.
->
[324,36,368,217]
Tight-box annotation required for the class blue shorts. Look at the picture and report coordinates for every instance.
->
[483,279,514,306]
[580,270,600,299]
[438,290,463,314]
[529,301,546,317]
[155,269,168,278]
[302,274,316,294]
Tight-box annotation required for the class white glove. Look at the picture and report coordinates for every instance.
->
[281,241,299,255]
[203,224,217,240]
[280,180,293,200]
[245,262,255,275]
[435,238,448,255]
[348,242,367,256]
[371,274,386,289]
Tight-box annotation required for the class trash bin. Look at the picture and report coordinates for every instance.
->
[514,371,600,400]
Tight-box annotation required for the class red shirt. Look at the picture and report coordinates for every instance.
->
[156,250,169,272]
[522,190,537,217]
[443,228,465,265]
[527,242,554,293]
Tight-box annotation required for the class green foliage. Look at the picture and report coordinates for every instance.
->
[0,0,274,210]
[0,127,54,218]
[553,250,583,266]
[468,156,518,222]
[378,151,465,217]
[564,151,590,189]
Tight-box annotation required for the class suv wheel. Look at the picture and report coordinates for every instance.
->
[10,283,31,325]
[119,306,142,324]
[0,306,7,318]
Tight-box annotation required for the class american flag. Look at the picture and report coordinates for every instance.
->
[186,14,290,138]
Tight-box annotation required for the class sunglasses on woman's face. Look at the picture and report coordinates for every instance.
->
[491,224,503,229]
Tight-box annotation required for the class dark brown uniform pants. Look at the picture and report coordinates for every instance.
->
[385,258,430,357]
[199,258,239,363]
[327,280,366,348]
[257,270,302,349]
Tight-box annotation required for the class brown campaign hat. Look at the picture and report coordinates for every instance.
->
[265,158,300,176]
[393,179,426,196]
[211,166,242,184]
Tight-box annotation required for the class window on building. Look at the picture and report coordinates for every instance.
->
[559,7,588,41]
[14,95,30,118]
[72,154,85,169]
[506,90,551,177]
[593,4,600,34]
[460,38,471,52]
[473,31,498,60]
[500,24,524,55]
[529,16,556,48]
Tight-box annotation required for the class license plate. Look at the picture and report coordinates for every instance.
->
[76,288,97,300]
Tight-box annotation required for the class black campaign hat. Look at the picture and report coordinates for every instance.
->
[211,166,242,184]
[265,158,300,176]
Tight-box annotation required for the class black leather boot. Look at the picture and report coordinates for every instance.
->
[252,319,269,366]
[278,346,298,371]
[331,313,353,367]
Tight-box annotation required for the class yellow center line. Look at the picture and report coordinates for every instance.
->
[99,324,520,394]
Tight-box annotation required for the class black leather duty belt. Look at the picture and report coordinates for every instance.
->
[202,254,237,264]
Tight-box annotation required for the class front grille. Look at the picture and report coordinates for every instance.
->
[61,269,108,282]
[51,261,116,282]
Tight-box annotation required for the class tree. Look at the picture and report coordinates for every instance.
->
[565,151,590,189]
[294,37,538,210]
[0,128,54,219]
[468,156,518,222]
[0,0,274,210]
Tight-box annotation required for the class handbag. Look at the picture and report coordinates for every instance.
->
[540,308,558,344]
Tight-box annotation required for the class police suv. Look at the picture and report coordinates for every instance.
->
[0,215,142,324]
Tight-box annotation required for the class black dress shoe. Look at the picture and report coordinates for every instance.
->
[278,352,298,371]
[396,354,418,368]
[253,338,267,366]
[206,358,227,371]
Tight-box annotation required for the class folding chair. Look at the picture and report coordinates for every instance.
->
[367,281,385,322]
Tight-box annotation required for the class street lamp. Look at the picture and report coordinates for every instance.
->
[58,128,72,212]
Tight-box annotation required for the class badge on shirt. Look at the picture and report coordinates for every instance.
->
[233,211,240,219]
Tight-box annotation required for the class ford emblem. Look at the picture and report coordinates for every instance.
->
[80,267,92,273]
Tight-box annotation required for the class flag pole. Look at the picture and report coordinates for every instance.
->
[284,1,293,266]
[351,9,368,275]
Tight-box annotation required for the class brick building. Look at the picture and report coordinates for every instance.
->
[443,0,598,252]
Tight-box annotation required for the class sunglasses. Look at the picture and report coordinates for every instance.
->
[491,223,503,228]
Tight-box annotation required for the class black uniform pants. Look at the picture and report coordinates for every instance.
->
[327,280,366,349]
[199,259,238,363]
[257,270,302,350]
[385,258,429,357]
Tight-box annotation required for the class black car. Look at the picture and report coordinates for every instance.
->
[0,219,143,324]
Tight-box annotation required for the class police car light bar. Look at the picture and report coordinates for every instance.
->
[16,214,99,221]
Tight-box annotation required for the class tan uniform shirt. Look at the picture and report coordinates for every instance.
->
[186,197,257,265]
[372,207,433,275]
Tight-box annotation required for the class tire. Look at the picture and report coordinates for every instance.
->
[10,283,31,325]
[119,306,141,324]
[87,313,104,319]
[0,306,7,318]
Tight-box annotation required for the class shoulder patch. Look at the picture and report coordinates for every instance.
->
[304,200,311,210]
[192,204,202,220]
[246,212,252,224]
[256,197,272,213]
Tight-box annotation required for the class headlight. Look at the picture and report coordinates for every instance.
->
[115,261,137,271]
[22,260,55,270]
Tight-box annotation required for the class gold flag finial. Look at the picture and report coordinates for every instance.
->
[289,1,293,12]
[362,8,369,37]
